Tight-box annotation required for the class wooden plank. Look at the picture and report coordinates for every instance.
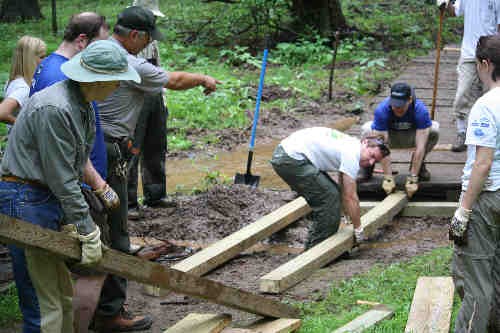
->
[0,214,299,319]
[259,192,407,293]
[405,277,455,333]
[360,201,457,217]
[222,318,301,333]
[172,197,311,276]
[164,313,231,333]
[332,305,394,333]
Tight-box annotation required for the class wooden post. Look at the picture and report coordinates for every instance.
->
[0,214,299,319]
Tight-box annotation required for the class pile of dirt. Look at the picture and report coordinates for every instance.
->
[129,185,308,245]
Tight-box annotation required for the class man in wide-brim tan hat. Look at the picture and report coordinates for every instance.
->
[0,39,138,333]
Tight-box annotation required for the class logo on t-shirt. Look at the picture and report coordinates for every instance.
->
[474,128,485,137]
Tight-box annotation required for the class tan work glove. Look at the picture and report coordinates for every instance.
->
[436,0,449,8]
[405,175,419,198]
[61,225,102,265]
[94,183,120,211]
[382,175,396,195]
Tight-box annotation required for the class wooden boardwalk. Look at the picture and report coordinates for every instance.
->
[349,46,466,200]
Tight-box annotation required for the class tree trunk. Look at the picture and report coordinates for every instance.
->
[291,0,347,37]
[0,0,42,22]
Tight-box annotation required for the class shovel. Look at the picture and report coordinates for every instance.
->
[234,47,269,188]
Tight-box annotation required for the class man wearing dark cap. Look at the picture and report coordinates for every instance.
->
[360,82,440,198]
[95,6,220,331]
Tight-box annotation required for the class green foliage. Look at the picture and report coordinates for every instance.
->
[274,36,332,66]
[342,56,387,95]
[0,284,22,327]
[298,246,461,332]
[219,46,261,68]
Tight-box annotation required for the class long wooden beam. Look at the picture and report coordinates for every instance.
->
[172,197,311,276]
[332,305,394,333]
[0,214,299,319]
[259,192,408,293]
[360,201,456,217]
[405,277,454,333]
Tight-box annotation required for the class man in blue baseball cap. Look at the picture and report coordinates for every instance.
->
[360,82,440,198]
[0,40,138,333]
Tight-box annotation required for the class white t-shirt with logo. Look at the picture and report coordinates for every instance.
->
[462,86,500,191]
[4,77,30,111]
[280,127,361,179]
[455,0,500,60]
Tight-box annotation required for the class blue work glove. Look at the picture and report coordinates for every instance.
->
[449,206,472,246]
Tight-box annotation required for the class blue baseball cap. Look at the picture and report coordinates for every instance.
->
[389,82,412,108]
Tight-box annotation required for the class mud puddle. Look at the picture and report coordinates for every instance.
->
[162,117,359,193]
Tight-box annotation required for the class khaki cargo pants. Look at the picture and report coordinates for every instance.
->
[453,59,484,121]
[452,189,500,333]
[270,145,341,249]
[361,121,440,153]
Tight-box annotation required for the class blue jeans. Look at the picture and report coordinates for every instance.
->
[0,181,63,333]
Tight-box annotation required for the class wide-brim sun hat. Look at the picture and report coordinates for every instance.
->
[61,40,141,83]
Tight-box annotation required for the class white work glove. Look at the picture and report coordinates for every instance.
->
[382,175,396,195]
[61,225,103,265]
[94,183,120,211]
[436,0,449,8]
[449,206,472,246]
[354,226,365,243]
[405,175,419,198]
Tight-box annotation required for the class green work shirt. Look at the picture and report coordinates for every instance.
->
[1,80,96,234]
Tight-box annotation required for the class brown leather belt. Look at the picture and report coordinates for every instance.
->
[1,175,48,189]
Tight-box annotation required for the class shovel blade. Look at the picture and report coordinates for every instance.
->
[234,173,260,188]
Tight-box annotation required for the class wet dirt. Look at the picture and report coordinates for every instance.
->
[120,185,452,332]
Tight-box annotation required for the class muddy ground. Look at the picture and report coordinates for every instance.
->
[0,48,460,332]
[124,185,450,332]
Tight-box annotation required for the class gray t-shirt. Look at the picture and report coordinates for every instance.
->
[98,38,169,139]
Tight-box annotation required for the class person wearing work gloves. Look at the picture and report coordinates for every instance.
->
[0,40,139,333]
[271,128,390,249]
[449,34,500,333]
[438,0,500,152]
[360,82,439,198]
[95,7,219,330]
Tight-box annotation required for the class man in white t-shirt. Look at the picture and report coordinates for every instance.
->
[270,128,390,249]
[438,0,500,152]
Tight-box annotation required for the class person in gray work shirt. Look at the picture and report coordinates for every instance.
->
[0,40,139,333]
[96,6,220,331]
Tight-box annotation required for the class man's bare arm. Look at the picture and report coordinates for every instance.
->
[341,173,361,229]
[462,146,494,209]
[165,72,221,95]
[82,159,106,190]
[410,127,430,176]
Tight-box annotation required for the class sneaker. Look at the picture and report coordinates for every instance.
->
[418,162,431,181]
[95,307,153,332]
[128,206,143,220]
[146,197,177,208]
[451,132,466,152]
[357,165,374,182]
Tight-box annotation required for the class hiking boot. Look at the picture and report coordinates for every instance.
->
[357,164,374,182]
[128,206,143,220]
[95,307,153,332]
[451,132,466,152]
[418,162,431,181]
[146,197,177,208]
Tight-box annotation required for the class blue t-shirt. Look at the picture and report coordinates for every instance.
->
[31,53,107,180]
[371,97,432,132]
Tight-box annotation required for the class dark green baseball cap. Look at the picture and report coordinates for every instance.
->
[116,6,164,41]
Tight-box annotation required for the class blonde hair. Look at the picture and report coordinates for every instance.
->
[9,35,46,86]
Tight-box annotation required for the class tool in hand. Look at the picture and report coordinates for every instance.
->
[235,47,269,188]
[430,5,446,120]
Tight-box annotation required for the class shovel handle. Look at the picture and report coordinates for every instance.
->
[249,48,269,151]
[431,7,445,120]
